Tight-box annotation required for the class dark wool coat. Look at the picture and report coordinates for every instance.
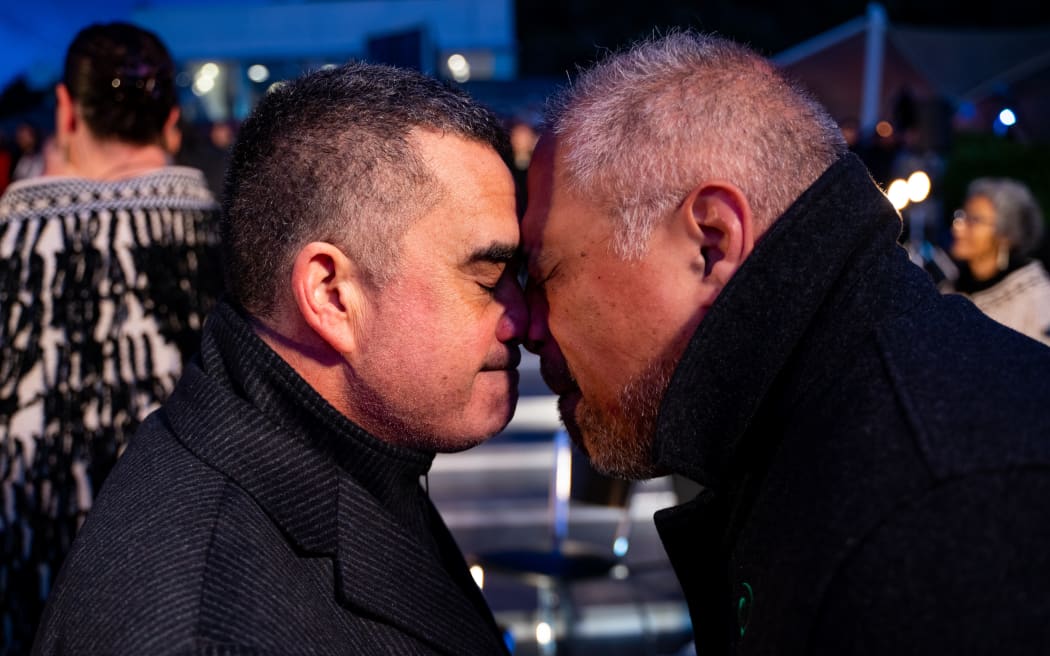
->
[32,302,509,656]
[652,153,1050,655]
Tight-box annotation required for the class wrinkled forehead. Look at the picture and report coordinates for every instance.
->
[521,134,617,276]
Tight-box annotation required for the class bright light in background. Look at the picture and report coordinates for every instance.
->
[447,53,470,82]
[554,440,571,503]
[613,536,629,558]
[907,170,931,203]
[999,108,1016,126]
[469,565,484,590]
[887,178,910,210]
[247,64,269,83]
[875,120,894,138]
[535,622,553,645]
[192,62,221,96]
[192,75,215,96]
[199,62,219,79]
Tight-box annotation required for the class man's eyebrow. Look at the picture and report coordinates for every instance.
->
[465,242,519,265]
[526,248,556,276]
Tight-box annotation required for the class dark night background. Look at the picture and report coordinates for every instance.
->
[516,0,1050,75]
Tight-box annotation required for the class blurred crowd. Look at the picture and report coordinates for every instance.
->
[0,117,234,200]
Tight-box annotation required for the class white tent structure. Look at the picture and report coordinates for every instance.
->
[772,3,1050,144]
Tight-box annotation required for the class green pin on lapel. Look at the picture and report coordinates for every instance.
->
[737,581,753,637]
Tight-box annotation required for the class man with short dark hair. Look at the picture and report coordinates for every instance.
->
[33,61,523,655]
[522,31,1050,654]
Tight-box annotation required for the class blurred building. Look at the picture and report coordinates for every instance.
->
[130,0,517,123]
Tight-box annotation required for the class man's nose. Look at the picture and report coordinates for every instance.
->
[496,274,528,344]
[523,279,550,354]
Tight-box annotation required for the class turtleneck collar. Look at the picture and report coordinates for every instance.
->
[173,300,435,551]
[163,300,510,654]
[651,153,908,492]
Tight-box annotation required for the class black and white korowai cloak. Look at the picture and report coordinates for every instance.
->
[0,167,223,651]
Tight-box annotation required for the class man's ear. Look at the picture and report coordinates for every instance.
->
[289,242,369,355]
[55,84,76,144]
[679,180,755,297]
[162,107,181,156]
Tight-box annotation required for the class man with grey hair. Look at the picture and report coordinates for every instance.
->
[34,62,523,654]
[523,31,1050,653]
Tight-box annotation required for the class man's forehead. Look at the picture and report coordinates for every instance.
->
[521,135,595,255]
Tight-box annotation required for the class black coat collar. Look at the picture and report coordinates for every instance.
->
[652,153,904,492]
[163,301,507,655]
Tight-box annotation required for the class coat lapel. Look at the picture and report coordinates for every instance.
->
[335,475,508,655]
[655,489,736,653]
[163,361,339,555]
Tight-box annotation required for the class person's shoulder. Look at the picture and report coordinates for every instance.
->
[1015,259,1050,290]
[38,423,249,649]
[874,293,1050,474]
[66,410,235,572]
[123,165,219,208]
[0,175,89,220]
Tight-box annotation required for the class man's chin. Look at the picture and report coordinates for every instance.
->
[563,393,668,481]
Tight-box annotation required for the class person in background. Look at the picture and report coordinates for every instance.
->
[10,122,45,181]
[32,61,523,655]
[522,30,1050,654]
[173,119,235,202]
[0,129,12,193]
[0,22,222,653]
[942,176,1050,346]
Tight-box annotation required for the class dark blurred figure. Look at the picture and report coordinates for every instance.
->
[0,22,222,653]
[175,119,236,201]
[504,115,538,216]
[9,122,44,182]
[941,177,1050,345]
[852,123,899,188]
[0,129,11,193]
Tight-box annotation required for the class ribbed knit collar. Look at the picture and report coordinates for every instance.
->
[168,300,435,553]
[652,153,907,491]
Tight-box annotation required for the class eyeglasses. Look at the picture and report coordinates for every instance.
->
[952,209,997,228]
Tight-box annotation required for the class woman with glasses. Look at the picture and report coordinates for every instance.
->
[942,176,1050,346]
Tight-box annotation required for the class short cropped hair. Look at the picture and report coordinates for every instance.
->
[966,177,1045,256]
[546,30,848,258]
[222,62,511,317]
[63,22,177,145]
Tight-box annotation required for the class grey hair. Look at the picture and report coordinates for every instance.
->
[966,177,1045,256]
[545,30,848,258]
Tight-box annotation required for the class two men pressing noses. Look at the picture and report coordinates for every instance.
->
[36,32,1050,656]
